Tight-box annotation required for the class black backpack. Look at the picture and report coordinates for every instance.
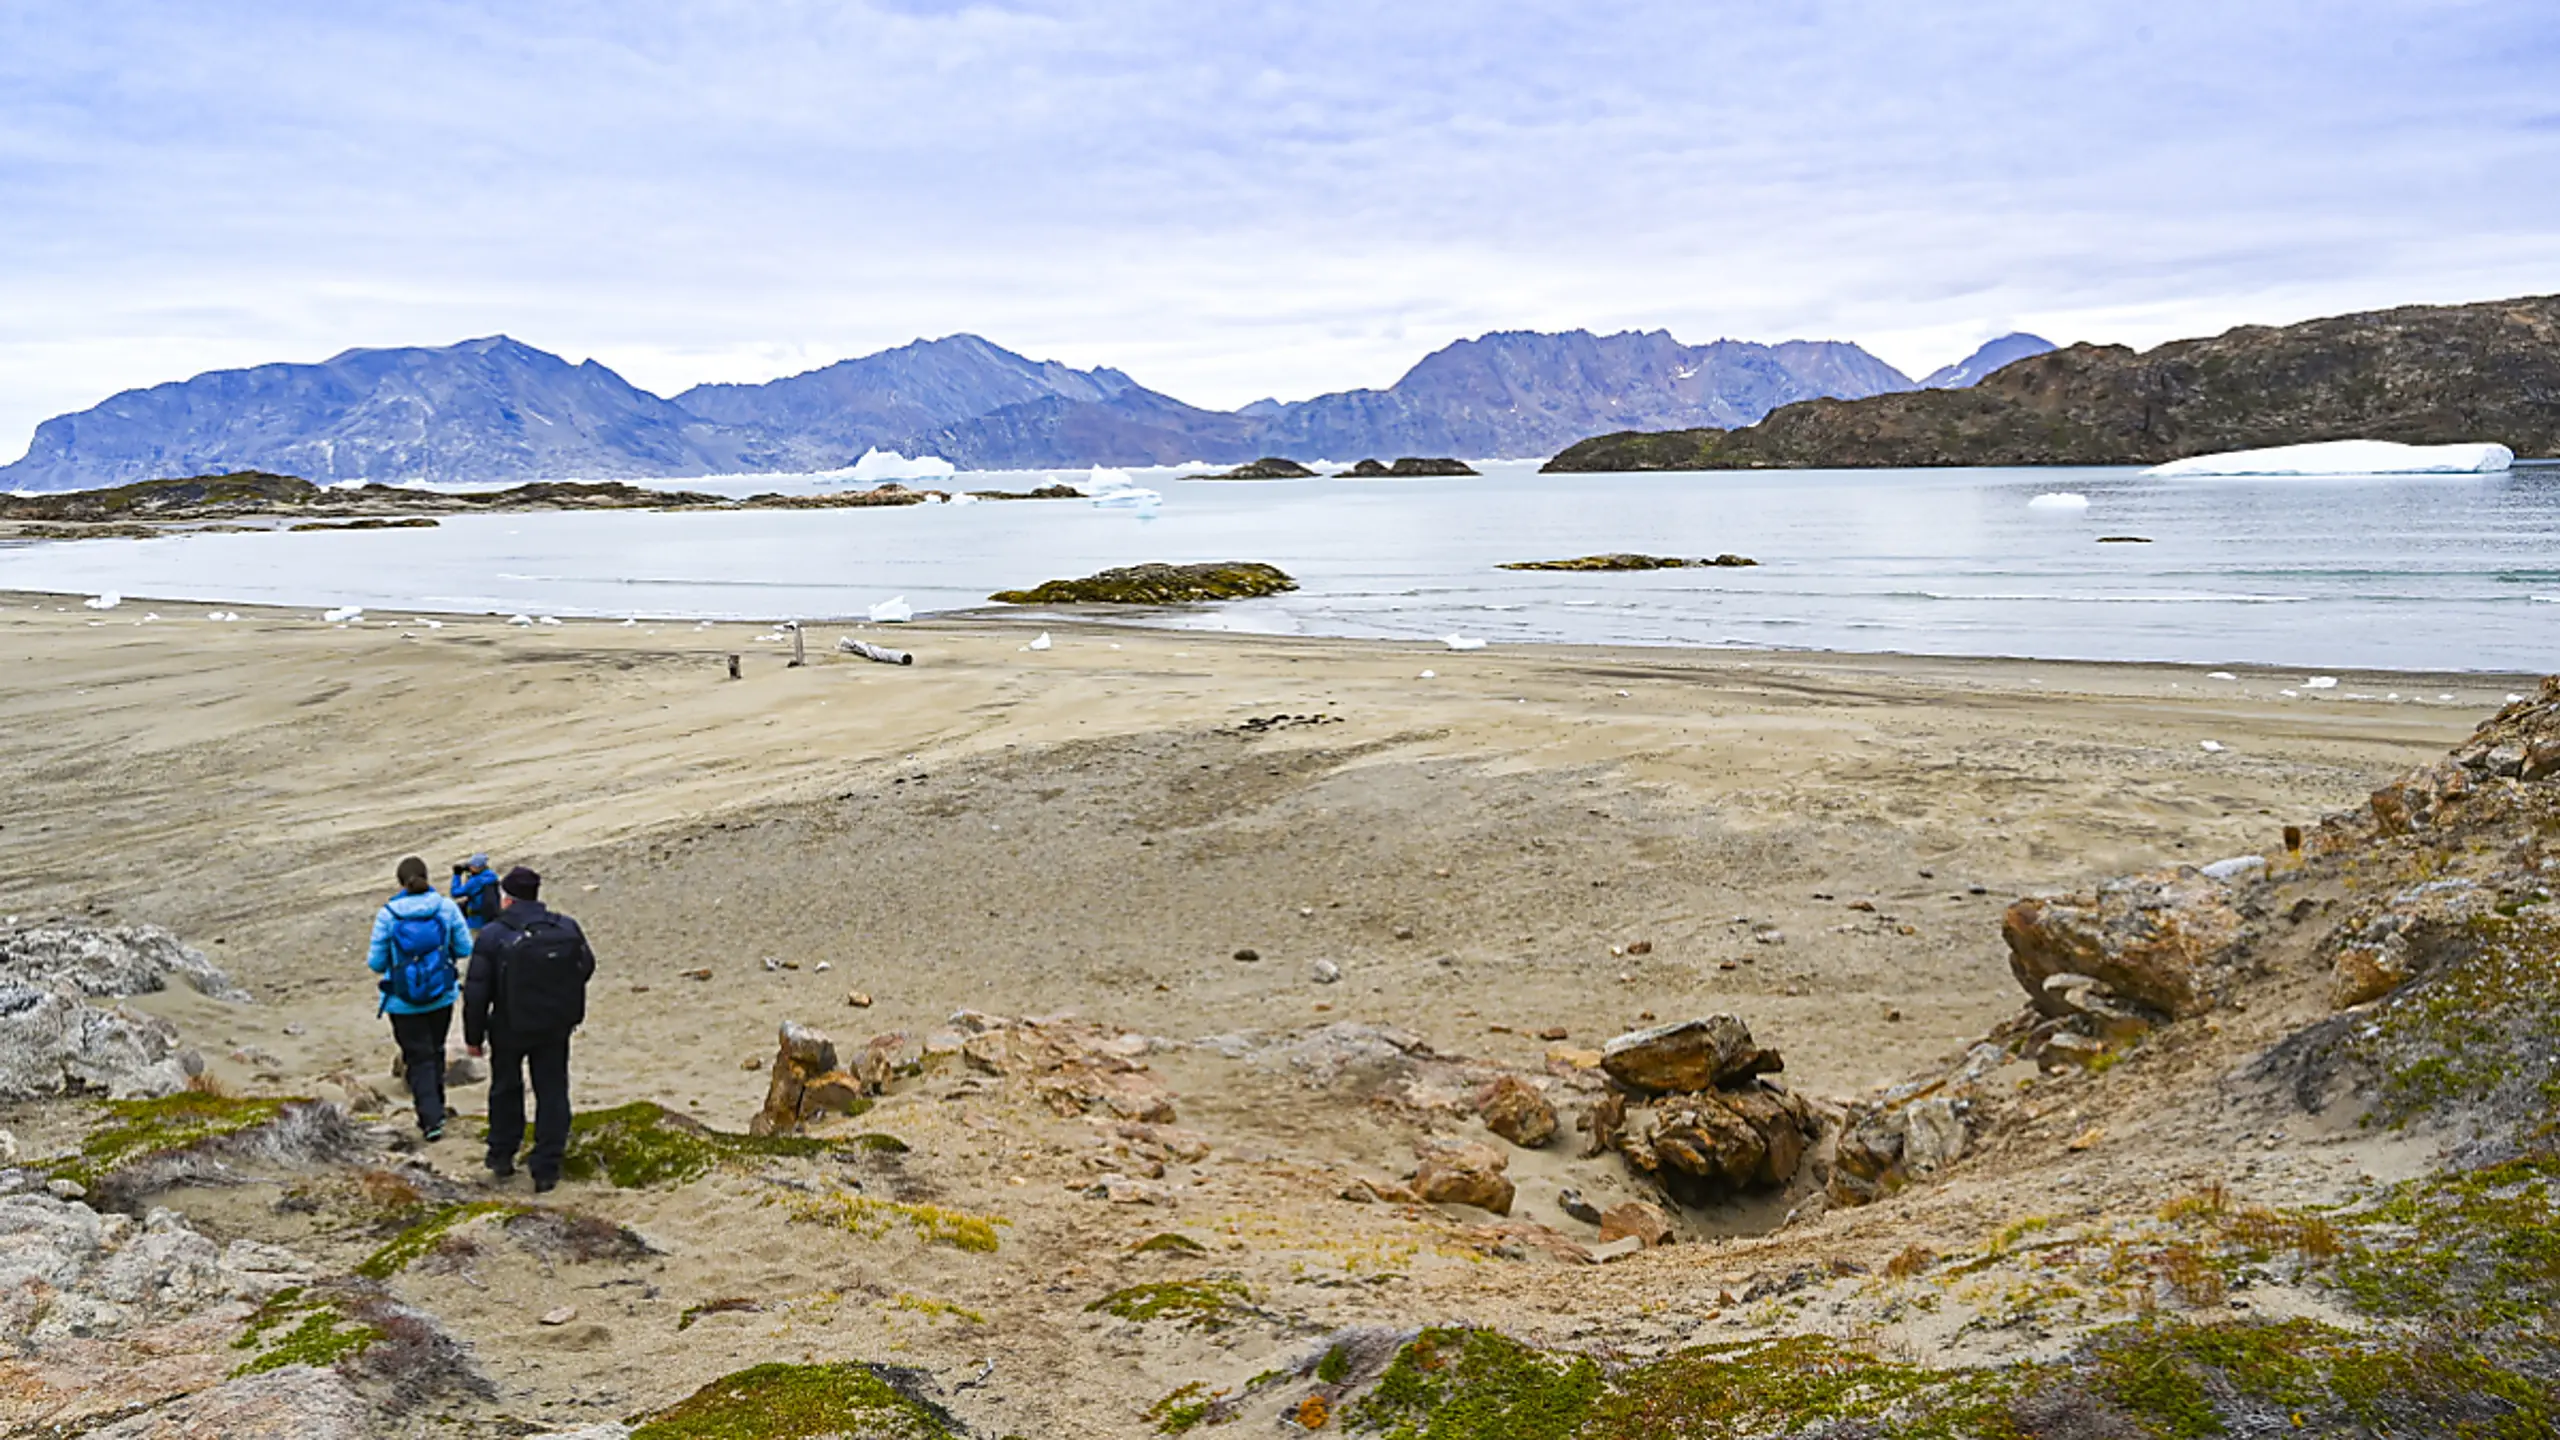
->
[497,912,588,1034]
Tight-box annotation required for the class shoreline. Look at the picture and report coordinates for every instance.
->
[4,586,2544,688]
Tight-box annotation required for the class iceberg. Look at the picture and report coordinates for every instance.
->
[847,448,957,484]
[867,596,914,624]
[322,605,363,623]
[2027,492,2090,511]
[2148,440,2514,478]
[83,592,121,610]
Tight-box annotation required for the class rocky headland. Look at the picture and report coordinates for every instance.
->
[1545,293,2560,470]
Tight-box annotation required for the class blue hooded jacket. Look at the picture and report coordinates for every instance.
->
[368,890,473,1014]
[451,866,502,925]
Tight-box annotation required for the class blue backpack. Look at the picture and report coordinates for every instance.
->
[383,907,454,1009]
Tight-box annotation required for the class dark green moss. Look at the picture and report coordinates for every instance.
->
[1147,1381,1222,1434]
[48,1092,293,1189]
[229,1289,381,1377]
[989,562,1297,605]
[1353,1327,1602,1440]
[560,1101,854,1188]
[1086,1278,1252,1330]
[355,1200,517,1279]
[2324,1153,2560,1329]
[1132,1231,1209,1255]
[629,1361,963,1439]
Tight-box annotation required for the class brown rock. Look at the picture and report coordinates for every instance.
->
[1412,1141,1515,1215]
[800,1071,868,1115]
[1581,1091,1627,1158]
[1597,1199,1674,1247]
[1599,1015,1780,1094]
[2330,946,2409,1009]
[1479,1075,1559,1149]
[749,1021,841,1136]
[1643,1093,1766,1189]
[2001,867,2247,1018]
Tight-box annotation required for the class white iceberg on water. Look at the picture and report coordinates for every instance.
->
[2148,440,2513,478]
[847,448,957,484]
[867,596,914,623]
[322,605,363,623]
[1077,467,1162,511]
[2027,492,2091,512]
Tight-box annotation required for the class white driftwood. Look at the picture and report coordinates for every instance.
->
[838,637,914,666]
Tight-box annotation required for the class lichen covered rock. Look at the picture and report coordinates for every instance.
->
[988,562,1297,605]
[1478,1075,1558,1148]
[2002,867,2249,1018]
[1600,1016,1781,1094]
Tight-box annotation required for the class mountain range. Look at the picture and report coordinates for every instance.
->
[1543,296,2560,471]
[0,328,2049,491]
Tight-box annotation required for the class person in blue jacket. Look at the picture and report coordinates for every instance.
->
[368,855,474,1141]
[450,854,502,926]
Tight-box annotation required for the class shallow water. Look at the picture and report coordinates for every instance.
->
[5,461,2557,670]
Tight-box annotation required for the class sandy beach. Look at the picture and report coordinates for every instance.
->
[0,590,2530,1434]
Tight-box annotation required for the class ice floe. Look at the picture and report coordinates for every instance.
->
[2027,492,2091,511]
[1441,634,1486,651]
[867,596,914,624]
[2148,440,2514,478]
[82,592,120,610]
[846,448,958,485]
[321,605,363,623]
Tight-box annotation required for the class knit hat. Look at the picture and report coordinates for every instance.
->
[501,866,542,899]
[469,853,490,871]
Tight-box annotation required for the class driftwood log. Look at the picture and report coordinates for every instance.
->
[838,637,914,666]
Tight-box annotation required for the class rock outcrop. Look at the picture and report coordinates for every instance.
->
[1543,293,2560,470]
[0,985,201,1100]
[1600,1017,1782,1094]
[2001,868,2249,1019]
[1498,553,1757,571]
[1195,457,1318,480]
[988,562,1298,605]
[0,924,247,1003]
[749,1022,870,1137]
[1587,1017,1818,1208]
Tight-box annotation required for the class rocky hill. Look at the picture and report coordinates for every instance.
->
[1545,295,2560,471]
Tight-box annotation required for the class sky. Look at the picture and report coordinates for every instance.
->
[3,0,2556,460]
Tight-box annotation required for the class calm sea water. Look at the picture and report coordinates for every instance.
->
[5,461,2556,670]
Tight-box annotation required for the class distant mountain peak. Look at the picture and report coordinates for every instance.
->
[1921,332,2056,389]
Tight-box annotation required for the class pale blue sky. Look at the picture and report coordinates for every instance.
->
[3,1,2555,458]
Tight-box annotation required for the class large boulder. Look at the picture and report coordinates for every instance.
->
[0,983,199,1100]
[1411,1140,1515,1215]
[2001,867,2248,1018]
[1599,1016,1782,1094]
[1478,1075,1558,1149]
[0,924,247,1002]
[2321,878,2495,1009]
[749,1022,865,1136]
[1613,1082,1817,1203]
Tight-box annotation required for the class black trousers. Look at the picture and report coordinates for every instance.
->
[387,1006,452,1133]
[487,1030,573,1182]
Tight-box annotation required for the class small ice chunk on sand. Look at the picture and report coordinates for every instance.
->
[539,616,562,626]
[2148,439,2514,477]
[2027,492,2090,511]
[1418,669,1436,679]
[2207,671,2237,681]
[868,596,914,624]
[2200,855,2266,881]
[83,593,120,610]
[322,605,363,623]
[2303,676,2337,689]
[2199,740,2226,752]
[1441,634,1486,651]
[509,614,533,626]
[1024,632,1051,651]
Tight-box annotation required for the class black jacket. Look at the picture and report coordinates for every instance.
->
[463,901,596,1046]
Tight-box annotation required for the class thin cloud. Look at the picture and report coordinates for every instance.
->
[1,0,2554,455]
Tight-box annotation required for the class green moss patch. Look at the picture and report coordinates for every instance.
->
[229,1288,382,1377]
[629,1361,964,1439]
[355,1200,518,1279]
[1587,1335,2018,1440]
[1086,1277,1253,1331]
[48,1092,294,1190]
[2325,1153,2560,1330]
[2083,1318,2555,1439]
[2351,911,2560,1140]
[1133,1231,1209,1255]
[560,1101,848,1188]
[989,562,1297,605]
[1354,1327,1602,1440]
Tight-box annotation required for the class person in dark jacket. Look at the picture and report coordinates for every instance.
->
[450,854,502,926]
[367,855,473,1142]
[462,866,595,1192]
